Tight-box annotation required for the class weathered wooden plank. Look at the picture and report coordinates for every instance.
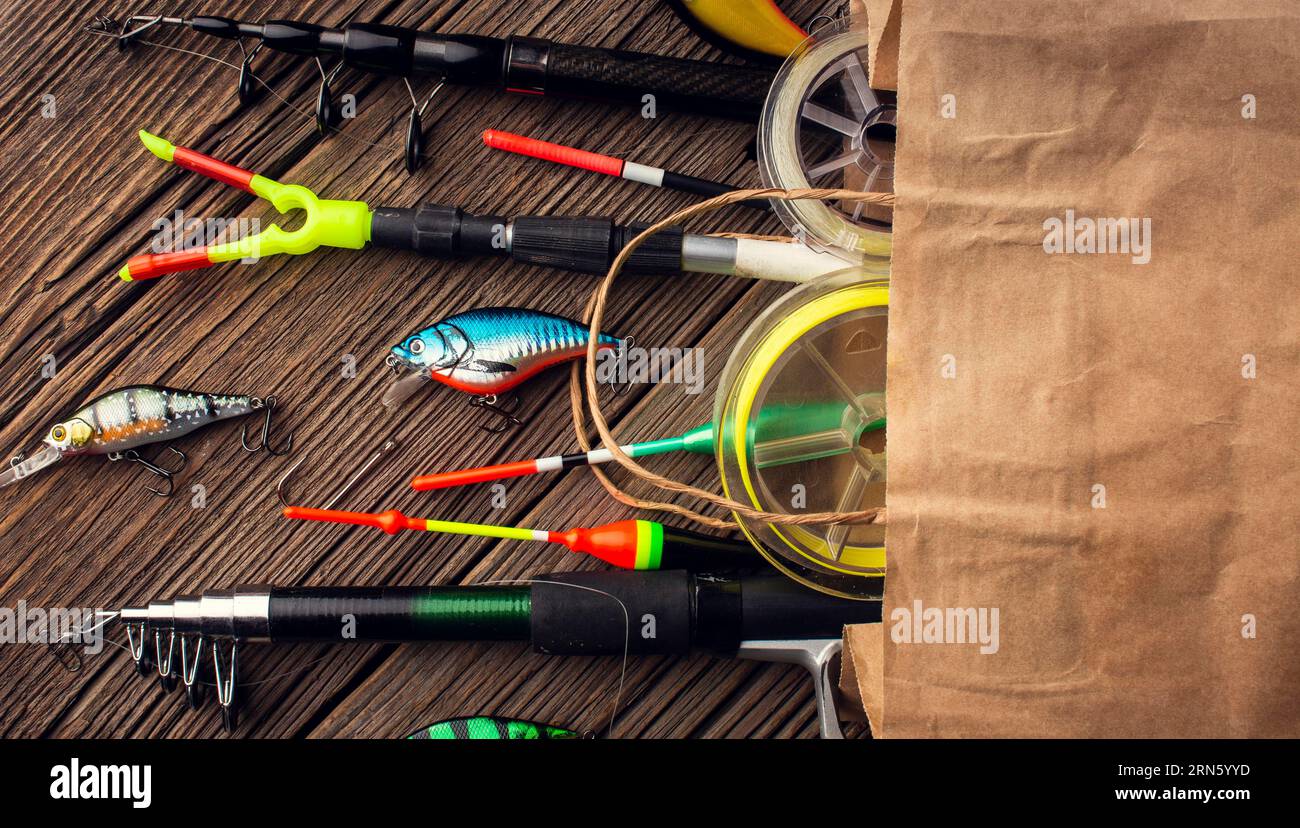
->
[0,0,860,740]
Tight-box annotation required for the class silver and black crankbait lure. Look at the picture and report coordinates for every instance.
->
[1,384,291,497]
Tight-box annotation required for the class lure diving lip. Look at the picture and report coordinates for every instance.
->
[381,307,621,409]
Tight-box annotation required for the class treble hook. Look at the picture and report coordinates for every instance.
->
[469,394,525,433]
[111,447,187,497]
[241,396,294,456]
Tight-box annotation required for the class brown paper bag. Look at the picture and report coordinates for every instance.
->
[875,0,1300,737]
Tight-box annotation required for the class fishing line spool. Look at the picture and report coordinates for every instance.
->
[573,184,893,602]
[758,16,894,259]
[714,268,888,599]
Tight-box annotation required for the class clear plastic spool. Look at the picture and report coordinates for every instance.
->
[758,16,895,259]
[715,268,888,600]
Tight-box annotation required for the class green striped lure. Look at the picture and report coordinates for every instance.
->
[407,717,581,740]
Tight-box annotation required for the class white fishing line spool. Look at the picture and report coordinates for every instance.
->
[758,16,894,258]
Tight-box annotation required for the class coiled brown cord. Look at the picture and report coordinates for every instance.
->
[570,187,894,531]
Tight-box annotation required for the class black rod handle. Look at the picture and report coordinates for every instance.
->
[520,40,773,121]
[369,205,685,275]
[530,572,881,656]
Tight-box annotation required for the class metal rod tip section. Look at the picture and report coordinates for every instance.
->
[119,607,152,622]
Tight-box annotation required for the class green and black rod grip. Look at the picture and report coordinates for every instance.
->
[227,572,882,655]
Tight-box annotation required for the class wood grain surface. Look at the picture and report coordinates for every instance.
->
[0,0,865,739]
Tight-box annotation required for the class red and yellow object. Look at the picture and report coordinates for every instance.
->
[281,506,756,572]
[118,130,371,281]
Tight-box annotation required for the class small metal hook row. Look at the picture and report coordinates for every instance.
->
[126,624,236,728]
[242,396,294,456]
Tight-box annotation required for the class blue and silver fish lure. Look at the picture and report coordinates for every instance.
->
[382,307,622,408]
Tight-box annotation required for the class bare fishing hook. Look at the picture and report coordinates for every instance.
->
[276,437,400,510]
[85,14,179,49]
[45,640,83,673]
[241,396,294,456]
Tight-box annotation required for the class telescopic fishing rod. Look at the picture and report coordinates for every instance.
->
[114,571,880,735]
[90,13,777,171]
[117,131,858,284]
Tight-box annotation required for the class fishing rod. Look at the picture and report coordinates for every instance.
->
[117,131,858,284]
[114,572,881,735]
[89,13,777,171]
[411,406,887,490]
[281,506,757,572]
[483,129,772,211]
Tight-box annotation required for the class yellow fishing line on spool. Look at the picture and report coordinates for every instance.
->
[717,269,888,598]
